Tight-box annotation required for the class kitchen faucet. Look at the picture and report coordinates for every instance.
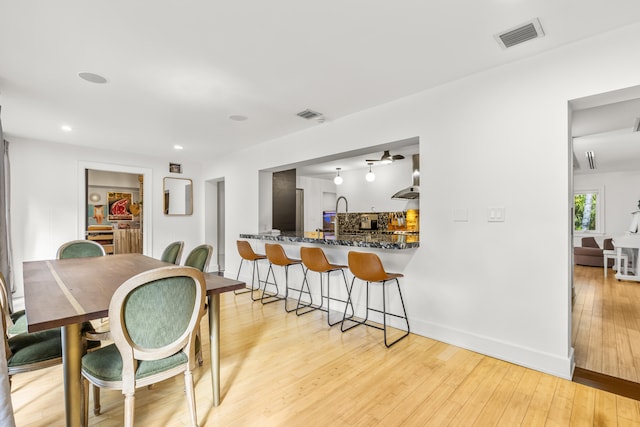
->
[336,196,348,213]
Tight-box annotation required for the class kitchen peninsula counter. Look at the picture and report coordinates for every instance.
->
[239,232,419,250]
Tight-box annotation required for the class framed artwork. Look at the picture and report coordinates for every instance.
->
[88,204,111,225]
[169,163,182,174]
[107,192,133,221]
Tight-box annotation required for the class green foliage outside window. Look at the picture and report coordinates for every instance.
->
[574,193,597,231]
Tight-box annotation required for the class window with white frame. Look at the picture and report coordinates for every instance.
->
[574,188,604,233]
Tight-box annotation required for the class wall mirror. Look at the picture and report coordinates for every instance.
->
[163,177,193,215]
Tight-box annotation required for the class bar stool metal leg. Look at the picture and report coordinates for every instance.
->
[341,250,410,347]
[260,262,285,304]
[285,263,313,313]
[234,258,250,294]
[263,243,315,314]
[235,240,267,300]
[341,276,370,333]
[234,257,264,300]
[341,277,409,347]
[298,246,354,324]
[323,268,354,326]
[381,278,410,348]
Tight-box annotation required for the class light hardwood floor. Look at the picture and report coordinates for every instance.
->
[11,286,640,426]
[573,264,640,383]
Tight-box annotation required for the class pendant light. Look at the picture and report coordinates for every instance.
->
[334,168,343,185]
[365,162,375,182]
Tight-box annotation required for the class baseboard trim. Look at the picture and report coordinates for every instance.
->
[410,318,574,379]
[573,367,640,401]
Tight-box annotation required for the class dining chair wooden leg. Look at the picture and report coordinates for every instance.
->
[82,378,89,427]
[184,370,198,427]
[93,384,101,415]
[124,392,135,427]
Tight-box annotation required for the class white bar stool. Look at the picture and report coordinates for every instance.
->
[603,249,627,278]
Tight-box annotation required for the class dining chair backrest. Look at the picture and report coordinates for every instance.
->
[3,269,99,376]
[300,247,333,273]
[348,251,389,282]
[57,240,106,259]
[0,273,11,331]
[161,241,184,264]
[0,273,12,359]
[237,240,263,261]
[265,243,295,267]
[0,274,26,337]
[184,244,213,272]
[108,266,206,392]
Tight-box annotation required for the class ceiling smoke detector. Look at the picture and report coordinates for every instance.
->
[495,18,545,49]
[296,109,323,120]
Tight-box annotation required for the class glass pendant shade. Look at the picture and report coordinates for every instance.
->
[334,168,343,185]
[365,164,375,182]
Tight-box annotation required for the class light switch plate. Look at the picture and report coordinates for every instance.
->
[488,207,505,222]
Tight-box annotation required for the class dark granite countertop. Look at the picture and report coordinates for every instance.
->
[239,232,419,250]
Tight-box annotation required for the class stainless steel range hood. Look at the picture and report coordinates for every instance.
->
[392,154,419,200]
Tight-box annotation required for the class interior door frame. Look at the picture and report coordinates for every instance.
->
[77,161,152,255]
[204,178,224,272]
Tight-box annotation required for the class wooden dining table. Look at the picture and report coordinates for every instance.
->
[23,253,245,427]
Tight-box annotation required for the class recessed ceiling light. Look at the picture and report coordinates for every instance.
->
[61,125,72,132]
[173,145,184,150]
[78,72,107,84]
[229,115,248,122]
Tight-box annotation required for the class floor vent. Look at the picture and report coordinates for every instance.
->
[296,109,323,120]
[495,18,544,49]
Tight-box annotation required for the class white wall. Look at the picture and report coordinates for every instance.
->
[574,170,640,246]
[207,23,640,379]
[9,137,205,309]
[297,176,338,231]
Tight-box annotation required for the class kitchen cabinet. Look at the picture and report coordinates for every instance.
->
[87,225,114,254]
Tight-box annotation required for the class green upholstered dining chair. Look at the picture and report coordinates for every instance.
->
[183,244,212,366]
[81,266,206,427]
[183,244,213,272]
[0,271,100,381]
[57,239,106,259]
[57,240,110,342]
[0,273,26,336]
[160,241,184,265]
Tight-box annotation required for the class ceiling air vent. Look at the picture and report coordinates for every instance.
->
[296,109,323,120]
[495,18,545,49]
[586,151,596,170]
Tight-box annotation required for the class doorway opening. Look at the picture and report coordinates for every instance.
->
[570,85,640,397]
[205,178,225,272]
[78,162,152,255]
[86,169,143,254]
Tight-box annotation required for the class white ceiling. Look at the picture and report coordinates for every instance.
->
[1,1,640,164]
